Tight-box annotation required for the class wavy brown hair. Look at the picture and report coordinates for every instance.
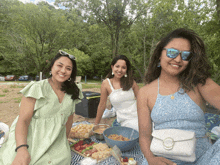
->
[145,28,211,91]
[106,55,134,91]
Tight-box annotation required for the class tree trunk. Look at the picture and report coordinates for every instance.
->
[115,28,120,56]
[217,0,220,21]
[111,33,115,58]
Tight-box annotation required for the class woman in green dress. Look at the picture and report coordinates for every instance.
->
[0,50,83,165]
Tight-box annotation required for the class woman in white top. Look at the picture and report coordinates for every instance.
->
[95,55,139,131]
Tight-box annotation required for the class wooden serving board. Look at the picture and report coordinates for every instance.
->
[71,148,112,163]
[71,147,87,158]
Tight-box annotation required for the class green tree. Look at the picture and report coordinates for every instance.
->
[2,2,69,75]
[120,0,214,82]
[217,0,220,21]
[62,48,92,76]
[55,0,152,58]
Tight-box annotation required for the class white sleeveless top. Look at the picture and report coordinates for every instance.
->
[107,78,138,128]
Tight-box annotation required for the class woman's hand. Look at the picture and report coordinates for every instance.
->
[12,147,31,165]
[148,156,176,165]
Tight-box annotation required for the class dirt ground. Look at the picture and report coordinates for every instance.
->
[1,82,219,128]
[0,83,116,127]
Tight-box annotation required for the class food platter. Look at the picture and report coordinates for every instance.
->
[69,122,141,165]
[68,138,112,163]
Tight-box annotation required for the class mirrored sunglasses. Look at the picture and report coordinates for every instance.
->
[59,50,76,60]
[163,48,193,61]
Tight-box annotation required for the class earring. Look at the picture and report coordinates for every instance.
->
[124,74,127,77]
[68,78,71,81]
[112,71,114,75]
[49,71,52,75]
[157,62,161,67]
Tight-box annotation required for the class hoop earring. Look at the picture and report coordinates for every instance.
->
[112,71,114,75]
[157,62,161,67]
[49,71,52,75]
[68,77,71,81]
[124,74,127,77]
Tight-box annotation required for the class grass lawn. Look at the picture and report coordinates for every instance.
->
[0,80,145,89]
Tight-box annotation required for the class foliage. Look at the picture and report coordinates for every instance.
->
[61,48,93,76]
[0,0,220,84]
[55,0,152,57]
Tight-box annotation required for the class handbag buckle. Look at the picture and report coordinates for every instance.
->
[163,137,174,150]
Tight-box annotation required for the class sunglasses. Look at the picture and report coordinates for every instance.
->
[163,48,193,61]
[59,50,76,60]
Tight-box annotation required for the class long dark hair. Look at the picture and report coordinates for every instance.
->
[106,55,134,91]
[49,53,80,100]
[145,28,211,91]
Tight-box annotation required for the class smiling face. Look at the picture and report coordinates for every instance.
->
[51,56,73,83]
[111,59,127,79]
[160,38,191,77]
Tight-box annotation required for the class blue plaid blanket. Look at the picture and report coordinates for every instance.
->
[70,113,220,165]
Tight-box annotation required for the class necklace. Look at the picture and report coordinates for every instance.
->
[171,95,175,100]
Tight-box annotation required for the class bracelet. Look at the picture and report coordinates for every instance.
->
[15,144,29,152]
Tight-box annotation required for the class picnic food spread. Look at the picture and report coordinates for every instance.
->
[69,123,94,139]
[70,138,112,161]
[108,134,130,141]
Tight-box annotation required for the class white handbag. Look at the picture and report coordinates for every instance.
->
[150,129,196,162]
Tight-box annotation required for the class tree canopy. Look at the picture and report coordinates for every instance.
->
[0,0,219,84]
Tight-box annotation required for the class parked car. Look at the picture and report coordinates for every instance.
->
[93,76,100,80]
[18,75,33,81]
[35,75,47,81]
[0,74,5,81]
[5,75,17,81]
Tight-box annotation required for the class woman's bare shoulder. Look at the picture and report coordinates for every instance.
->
[102,78,109,86]
[101,78,111,91]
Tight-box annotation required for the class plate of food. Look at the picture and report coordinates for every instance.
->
[69,123,94,139]
[69,138,112,162]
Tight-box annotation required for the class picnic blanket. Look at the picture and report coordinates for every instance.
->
[205,113,220,141]
[70,121,144,165]
[70,113,220,165]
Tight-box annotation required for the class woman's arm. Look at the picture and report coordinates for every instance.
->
[198,78,220,110]
[132,80,139,98]
[95,80,109,125]
[66,114,73,138]
[137,87,176,165]
[137,86,154,161]
[12,96,36,165]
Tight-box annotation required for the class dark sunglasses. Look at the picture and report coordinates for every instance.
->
[59,50,76,60]
[163,48,193,61]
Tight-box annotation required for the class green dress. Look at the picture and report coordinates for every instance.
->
[0,79,83,165]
